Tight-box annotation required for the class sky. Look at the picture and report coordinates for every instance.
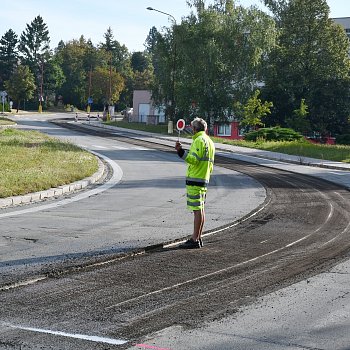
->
[0,0,349,53]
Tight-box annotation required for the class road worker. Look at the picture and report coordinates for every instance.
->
[175,117,215,249]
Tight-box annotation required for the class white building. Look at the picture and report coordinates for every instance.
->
[131,90,166,124]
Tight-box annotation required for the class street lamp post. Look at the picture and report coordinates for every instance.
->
[147,7,177,134]
[38,61,44,113]
[87,65,92,113]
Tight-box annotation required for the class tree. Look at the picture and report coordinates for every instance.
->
[286,98,310,132]
[150,0,276,125]
[4,65,36,112]
[129,51,154,90]
[262,0,350,135]
[90,66,124,105]
[99,27,132,110]
[239,89,273,128]
[132,69,154,90]
[147,26,174,121]
[100,27,129,74]
[18,15,51,105]
[43,59,66,104]
[54,37,89,107]
[19,15,50,73]
[131,51,149,72]
[262,0,288,21]
[145,26,159,54]
[0,29,19,89]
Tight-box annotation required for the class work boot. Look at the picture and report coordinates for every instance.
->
[178,239,201,249]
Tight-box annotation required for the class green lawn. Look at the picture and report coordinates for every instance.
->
[214,138,350,163]
[107,120,169,134]
[0,128,98,198]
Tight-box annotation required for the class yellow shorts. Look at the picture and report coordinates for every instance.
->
[186,186,207,211]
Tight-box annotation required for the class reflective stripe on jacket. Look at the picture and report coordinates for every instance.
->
[182,131,215,187]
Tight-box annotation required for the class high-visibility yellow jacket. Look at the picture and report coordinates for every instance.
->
[182,131,215,188]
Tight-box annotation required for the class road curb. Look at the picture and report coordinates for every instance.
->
[0,157,105,209]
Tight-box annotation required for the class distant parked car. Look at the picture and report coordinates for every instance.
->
[121,108,133,116]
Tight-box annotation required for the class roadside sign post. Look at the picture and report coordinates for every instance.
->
[0,91,7,114]
[176,119,185,141]
[38,95,43,113]
[87,97,93,113]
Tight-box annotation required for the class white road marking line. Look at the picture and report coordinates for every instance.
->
[0,151,123,218]
[7,324,127,345]
[112,145,128,150]
[329,172,349,176]
[91,144,108,149]
[321,214,350,247]
[0,277,47,291]
[132,146,150,151]
[106,198,336,311]
[106,244,285,310]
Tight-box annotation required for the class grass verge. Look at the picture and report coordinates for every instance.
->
[107,120,169,134]
[214,138,350,163]
[0,128,98,198]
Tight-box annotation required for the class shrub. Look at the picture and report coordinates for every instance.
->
[336,134,350,145]
[0,102,10,112]
[244,127,303,142]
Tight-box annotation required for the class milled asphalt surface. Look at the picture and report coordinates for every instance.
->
[78,121,350,350]
[3,116,350,349]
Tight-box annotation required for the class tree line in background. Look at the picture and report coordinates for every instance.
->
[0,17,153,113]
[1,0,350,137]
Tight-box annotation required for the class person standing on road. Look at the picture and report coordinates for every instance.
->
[175,117,215,249]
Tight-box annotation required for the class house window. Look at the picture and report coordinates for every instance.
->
[138,103,150,123]
[218,124,231,136]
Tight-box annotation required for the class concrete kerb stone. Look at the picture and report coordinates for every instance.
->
[0,157,105,209]
[0,120,18,130]
[0,125,17,130]
[0,198,13,208]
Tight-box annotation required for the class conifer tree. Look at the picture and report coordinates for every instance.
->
[19,15,50,78]
[0,29,19,89]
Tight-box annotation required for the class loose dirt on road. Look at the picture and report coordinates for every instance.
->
[1,124,350,349]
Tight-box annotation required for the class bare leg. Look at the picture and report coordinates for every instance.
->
[199,208,205,239]
[192,209,205,241]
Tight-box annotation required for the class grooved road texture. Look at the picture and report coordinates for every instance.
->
[1,141,350,350]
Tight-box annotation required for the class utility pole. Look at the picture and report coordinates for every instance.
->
[38,61,44,113]
[107,53,112,121]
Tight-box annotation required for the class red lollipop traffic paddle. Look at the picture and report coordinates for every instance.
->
[176,119,185,140]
